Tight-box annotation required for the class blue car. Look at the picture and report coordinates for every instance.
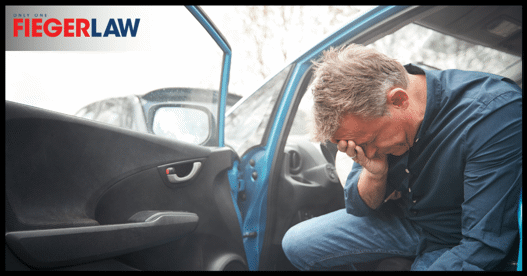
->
[5,6,521,271]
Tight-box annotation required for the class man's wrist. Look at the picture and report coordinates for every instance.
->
[362,168,387,181]
[357,169,388,210]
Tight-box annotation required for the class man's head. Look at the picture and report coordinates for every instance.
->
[310,43,409,144]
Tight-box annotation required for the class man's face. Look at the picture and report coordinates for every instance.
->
[330,112,412,159]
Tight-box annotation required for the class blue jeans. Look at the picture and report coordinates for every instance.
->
[282,209,449,270]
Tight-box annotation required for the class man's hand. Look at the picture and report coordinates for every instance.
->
[336,140,388,176]
[337,140,391,209]
[385,190,402,202]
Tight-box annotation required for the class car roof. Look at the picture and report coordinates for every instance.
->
[414,6,521,58]
[349,6,522,86]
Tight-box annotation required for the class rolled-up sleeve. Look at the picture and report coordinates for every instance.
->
[343,162,381,217]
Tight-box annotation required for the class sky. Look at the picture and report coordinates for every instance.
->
[5,6,375,116]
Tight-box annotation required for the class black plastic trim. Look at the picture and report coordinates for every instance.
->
[5,212,198,269]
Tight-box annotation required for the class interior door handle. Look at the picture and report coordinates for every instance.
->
[166,161,202,183]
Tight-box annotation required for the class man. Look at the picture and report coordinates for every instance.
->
[281,44,521,270]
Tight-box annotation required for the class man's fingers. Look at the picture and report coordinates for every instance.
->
[336,140,360,159]
[346,140,357,158]
[391,191,402,200]
[353,144,364,160]
[337,140,348,152]
[384,191,402,203]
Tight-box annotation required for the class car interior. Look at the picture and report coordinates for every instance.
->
[263,6,521,271]
[5,6,521,271]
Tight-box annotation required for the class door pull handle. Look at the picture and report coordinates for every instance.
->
[166,161,202,183]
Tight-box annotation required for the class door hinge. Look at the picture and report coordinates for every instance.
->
[237,177,246,202]
[238,190,247,202]
[242,232,257,238]
[235,159,248,201]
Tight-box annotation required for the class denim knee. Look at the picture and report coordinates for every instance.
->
[281,209,422,270]
[282,223,310,270]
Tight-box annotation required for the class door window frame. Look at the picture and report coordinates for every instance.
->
[186,6,232,147]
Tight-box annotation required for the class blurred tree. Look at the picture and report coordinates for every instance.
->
[205,6,361,95]
[203,6,520,96]
[241,6,361,79]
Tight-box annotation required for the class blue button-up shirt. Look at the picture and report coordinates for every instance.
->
[343,64,522,270]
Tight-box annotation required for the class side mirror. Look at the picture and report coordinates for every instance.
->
[152,105,212,145]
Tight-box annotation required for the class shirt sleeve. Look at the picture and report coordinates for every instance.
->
[343,162,380,217]
[427,87,522,270]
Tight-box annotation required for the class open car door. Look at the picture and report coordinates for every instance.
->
[5,6,247,271]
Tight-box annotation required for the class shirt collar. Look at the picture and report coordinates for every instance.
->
[404,63,426,75]
[404,63,440,143]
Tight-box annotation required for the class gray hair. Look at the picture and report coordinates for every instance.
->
[310,44,409,143]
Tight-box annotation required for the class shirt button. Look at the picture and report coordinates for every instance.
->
[408,188,412,193]
[405,168,410,174]
[415,138,419,143]
[413,200,417,204]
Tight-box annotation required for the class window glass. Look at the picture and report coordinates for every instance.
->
[368,23,522,86]
[288,22,522,183]
[225,64,293,155]
[290,22,522,142]
[6,6,224,145]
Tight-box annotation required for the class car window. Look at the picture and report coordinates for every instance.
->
[6,6,224,144]
[74,95,149,133]
[368,23,522,86]
[290,22,523,141]
[225,64,293,155]
[287,21,522,182]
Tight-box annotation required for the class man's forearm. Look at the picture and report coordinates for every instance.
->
[357,169,388,210]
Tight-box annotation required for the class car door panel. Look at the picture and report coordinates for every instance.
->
[5,101,247,270]
[5,211,199,268]
[274,140,345,250]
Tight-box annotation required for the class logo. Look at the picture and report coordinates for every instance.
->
[13,17,141,38]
